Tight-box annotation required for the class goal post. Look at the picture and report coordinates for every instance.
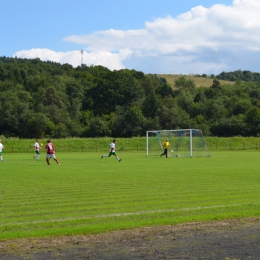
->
[146,129,210,157]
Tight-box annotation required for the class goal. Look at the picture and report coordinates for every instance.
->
[146,129,210,157]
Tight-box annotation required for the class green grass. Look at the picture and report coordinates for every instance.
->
[1,151,260,240]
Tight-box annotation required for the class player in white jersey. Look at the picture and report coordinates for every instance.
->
[33,139,41,160]
[101,139,121,162]
[0,139,4,162]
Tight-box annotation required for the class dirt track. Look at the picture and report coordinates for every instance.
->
[1,217,260,259]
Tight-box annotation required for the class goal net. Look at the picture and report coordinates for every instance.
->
[146,129,210,157]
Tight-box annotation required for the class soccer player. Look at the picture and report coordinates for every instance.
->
[45,139,61,166]
[161,138,170,158]
[33,139,41,160]
[0,139,4,162]
[101,139,122,162]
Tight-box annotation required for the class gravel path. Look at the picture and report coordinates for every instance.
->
[1,217,260,259]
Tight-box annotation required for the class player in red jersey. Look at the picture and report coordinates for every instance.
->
[45,139,61,166]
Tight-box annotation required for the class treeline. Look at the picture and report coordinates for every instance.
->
[216,70,260,82]
[0,56,260,138]
[195,70,260,82]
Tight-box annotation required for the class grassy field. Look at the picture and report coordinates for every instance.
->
[157,74,235,88]
[1,151,260,240]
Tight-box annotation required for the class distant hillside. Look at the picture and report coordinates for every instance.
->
[1,56,259,138]
[157,74,235,88]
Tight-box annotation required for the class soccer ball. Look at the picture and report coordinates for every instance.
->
[171,150,174,153]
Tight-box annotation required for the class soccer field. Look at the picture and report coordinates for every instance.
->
[1,151,260,240]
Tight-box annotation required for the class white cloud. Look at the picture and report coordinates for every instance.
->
[14,48,131,70]
[13,0,260,74]
[14,48,80,67]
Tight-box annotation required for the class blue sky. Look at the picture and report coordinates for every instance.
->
[1,0,260,74]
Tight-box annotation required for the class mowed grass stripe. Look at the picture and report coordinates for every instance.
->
[1,187,259,208]
[4,185,256,212]
[1,202,259,227]
[0,151,260,239]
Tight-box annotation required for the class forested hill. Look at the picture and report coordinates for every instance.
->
[216,70,260,82]
[0,56,260,138]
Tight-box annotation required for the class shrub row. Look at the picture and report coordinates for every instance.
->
[1,137,260,153]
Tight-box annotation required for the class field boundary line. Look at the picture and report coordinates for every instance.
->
[1,202,259,226]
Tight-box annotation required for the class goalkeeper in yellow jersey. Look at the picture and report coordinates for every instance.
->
[161,138,170,158]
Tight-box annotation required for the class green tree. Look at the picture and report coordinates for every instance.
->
[233,99,252,115]
[142,89,160,118]
[124,106,144,136]
[176,90,194,114]
[211,115,249,137]
[112,106,144,137]
[20,112,51,138]
[211,78,222,91]
[0,89,32,136]
[86,117,111,137]
[245,106,260,136]
[174,76,195,90]
[204,99,228,121]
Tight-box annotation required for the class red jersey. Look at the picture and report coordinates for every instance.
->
[46,142,55,154]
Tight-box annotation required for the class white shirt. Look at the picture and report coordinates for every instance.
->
[110,142,115,152]
[34,142,40,151]
[0,143,4,152]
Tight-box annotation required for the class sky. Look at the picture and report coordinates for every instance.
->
[1,0,260,75]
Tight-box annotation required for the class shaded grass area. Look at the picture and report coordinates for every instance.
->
[0,151,260,240]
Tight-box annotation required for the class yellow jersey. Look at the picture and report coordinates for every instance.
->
[162,141,170,149]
